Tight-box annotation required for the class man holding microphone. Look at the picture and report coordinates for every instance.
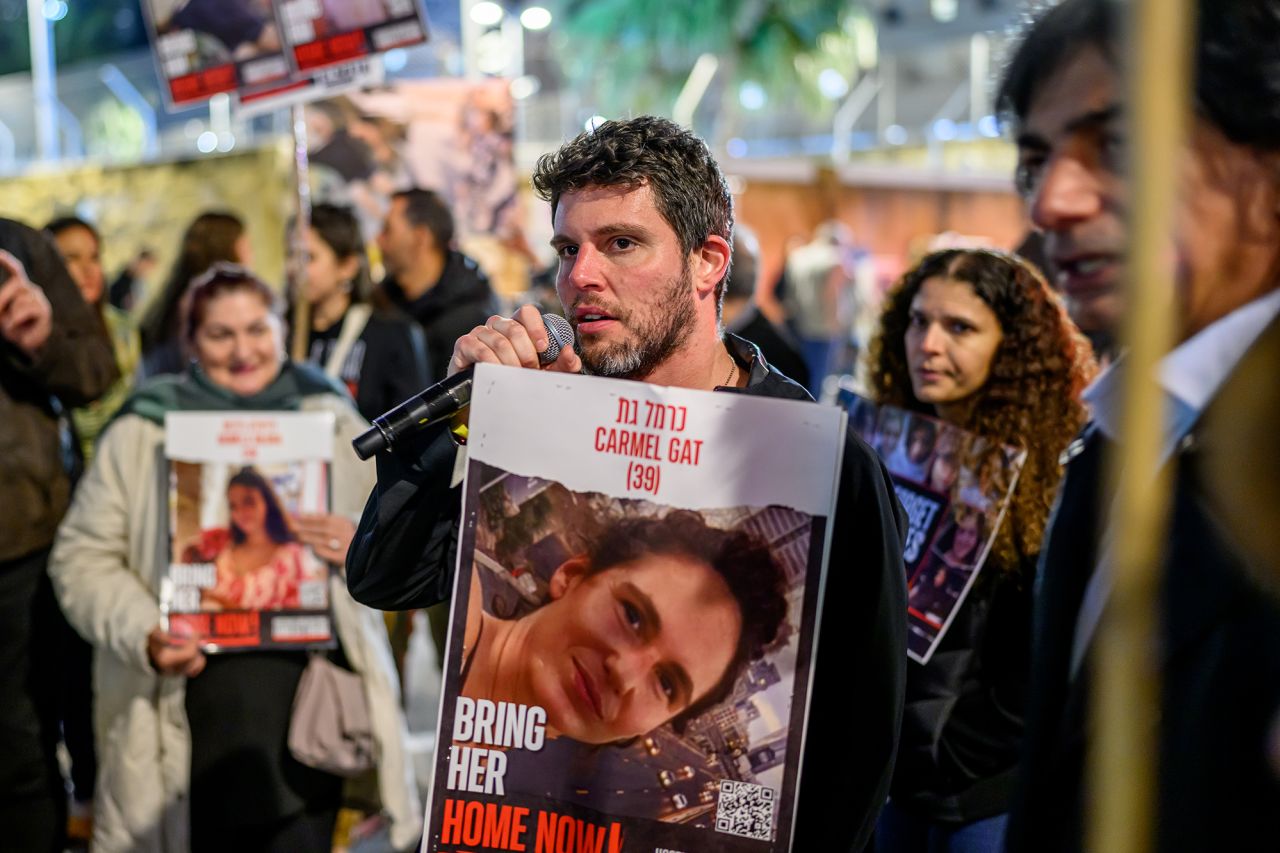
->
[347,116,907,851]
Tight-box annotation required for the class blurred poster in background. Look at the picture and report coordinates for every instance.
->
[140,0,431,110]
[303,78,527,293]
[273,0,430,72]
[141,0,293,107]
[838,385,1026,663]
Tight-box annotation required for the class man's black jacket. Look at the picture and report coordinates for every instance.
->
[381,250,500,384]
[347,335,908,851]
[1005,316,1280,852]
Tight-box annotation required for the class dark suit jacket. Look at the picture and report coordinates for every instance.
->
[1006,316,1280,852]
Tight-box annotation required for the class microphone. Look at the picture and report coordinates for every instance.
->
[352,313,574,460]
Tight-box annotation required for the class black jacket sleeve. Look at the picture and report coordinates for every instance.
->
[793,433,908,852]
[346,421,463,611]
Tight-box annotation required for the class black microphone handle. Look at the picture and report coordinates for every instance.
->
[352,312,574,461]
[351,368,473,461]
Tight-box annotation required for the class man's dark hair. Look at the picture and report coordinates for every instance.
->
[530,116,735,309]
[393,188,455,249]
[998,0,1280,151]
[584,509,787,733]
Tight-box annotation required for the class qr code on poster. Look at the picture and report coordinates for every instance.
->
[714,779,775,841]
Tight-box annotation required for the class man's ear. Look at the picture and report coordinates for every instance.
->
[549,555,590,600]
[692,235,732,299]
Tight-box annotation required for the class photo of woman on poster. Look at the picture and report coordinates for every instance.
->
[185,466,327,612]
[888,416,939,483]
[907,507,987,627]
[457,509,790,746]
[957,443,1014,511]
[925,427,964,493]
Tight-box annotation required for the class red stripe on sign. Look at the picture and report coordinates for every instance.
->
[169,64,237,104]
[294,30,369,70]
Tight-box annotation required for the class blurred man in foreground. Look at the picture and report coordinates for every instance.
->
[999,1,1280,849]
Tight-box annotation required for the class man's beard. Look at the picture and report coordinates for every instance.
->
[573,266,697,380]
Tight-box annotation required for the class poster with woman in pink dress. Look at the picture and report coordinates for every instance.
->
[165,412,335,650]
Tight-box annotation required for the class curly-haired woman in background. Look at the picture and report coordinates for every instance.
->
[868,248,1095,852]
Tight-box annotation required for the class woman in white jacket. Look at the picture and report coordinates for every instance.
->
[49,263,420,852]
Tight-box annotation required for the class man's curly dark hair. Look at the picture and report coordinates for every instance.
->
[584,509,788,732]
[530,116,735,313]
[869,249,1096,575]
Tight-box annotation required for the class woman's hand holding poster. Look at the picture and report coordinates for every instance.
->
[425,364,845,852]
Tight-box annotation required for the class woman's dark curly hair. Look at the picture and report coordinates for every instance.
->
[584,509,788,733]
[869,248,1096,573]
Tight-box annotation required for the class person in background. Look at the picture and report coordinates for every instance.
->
[373,188,500,665]
[720,224,810,388]
[48,264,420,852]
[140,210,251,378]
[1000,1,1280,849]
[45,215,142,845]
[296,203,429,422]
[106,247,157,314]
[377,188,499,383]
[869,248,1094,852]
[46,216,141,461]
[0,217,117,853]
[782,220,856,395]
